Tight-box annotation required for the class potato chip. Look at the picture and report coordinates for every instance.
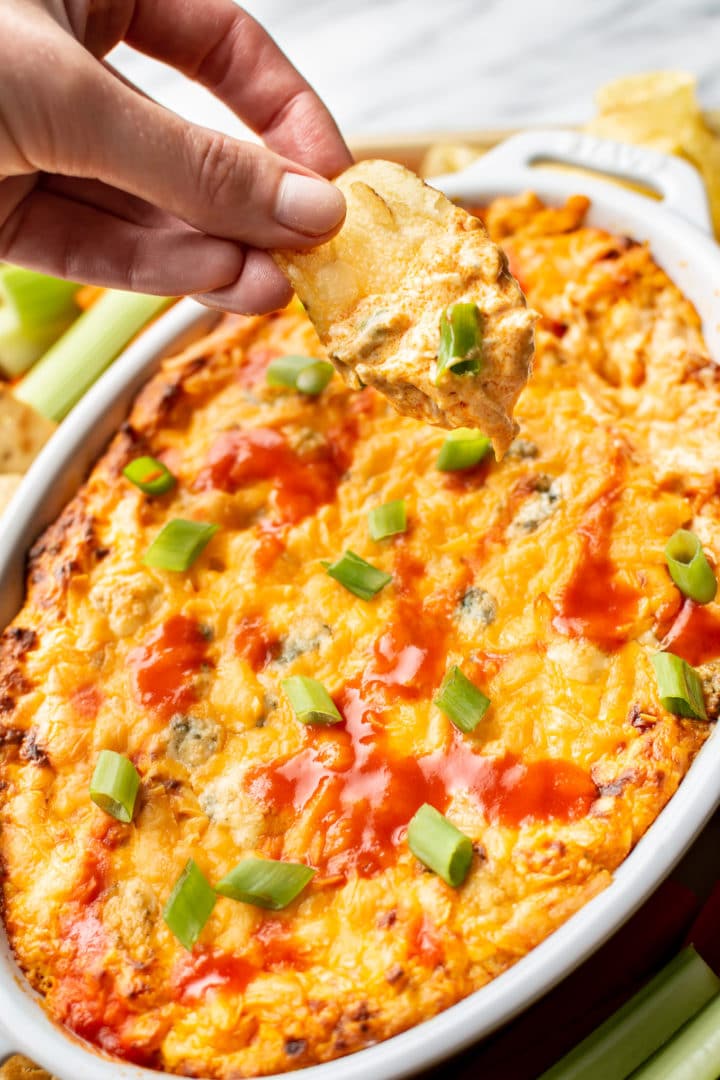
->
[0,385,55,473]
[586,70,720,236]
[419,142,483,179]
[0,472,22,516]
[272,160,536,456]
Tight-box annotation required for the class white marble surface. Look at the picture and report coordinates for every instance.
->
[110,0,720,143]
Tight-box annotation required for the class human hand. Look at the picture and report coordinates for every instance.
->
[0,0,353,313]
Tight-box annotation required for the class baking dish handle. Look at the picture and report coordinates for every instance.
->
[463,129,713,234]
[0,1025,16,1063]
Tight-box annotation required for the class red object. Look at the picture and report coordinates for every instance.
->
[249,681,596,882]
[237,346,280,389]
[197,426,350,525]
[129,614,210,718]
[70,683,102,719]
[171,948,255,1003]
[234,614,280,671]
[553,489,640,650]
[660,598,720,666]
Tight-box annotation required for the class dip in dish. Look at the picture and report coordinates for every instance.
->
[0,194,715,1077]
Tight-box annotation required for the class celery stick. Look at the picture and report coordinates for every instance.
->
[14,290,172,421]
[539,947,720,1080]
[629,992,720,1079]
[0,265,80,377]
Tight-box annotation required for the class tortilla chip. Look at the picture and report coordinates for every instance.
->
[0,385,55,473]
[272,159,537,456]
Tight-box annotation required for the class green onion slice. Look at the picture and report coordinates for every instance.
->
[435,302,483,383]
[629,985,720,1080]
[324,549,392,600]
[436,428,492,472]
[216,856,315,910]
[538,946,720,1080]
[163,859,217,951]
[665,529,717,605]
[296,360,334,395]
[407,803,473,887]
[652,651,707,720]
[144,519,219,572]
[0,265,80,378]
[15,290,172,422]
[435,666,490,733]
[368,499,407,541]
[123,455,176,496]
[282,675,342,725]
[266,354,334,395]
[89,750,140,823]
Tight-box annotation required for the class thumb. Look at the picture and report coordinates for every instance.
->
[42,49,347,250]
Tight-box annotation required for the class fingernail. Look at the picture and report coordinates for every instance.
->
[274,173,345,236]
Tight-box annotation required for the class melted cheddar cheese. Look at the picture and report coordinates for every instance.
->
[0,195,716,1077]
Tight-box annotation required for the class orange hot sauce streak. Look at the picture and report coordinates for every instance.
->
[197,426,350,526]
[171,949,255,1004]
[552,491,640,650]
[660,597,720,666]
[248,687,597,882]
[129,614,210,718]
[52,849,161,1068]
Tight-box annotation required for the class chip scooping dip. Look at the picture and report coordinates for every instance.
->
[272,159,537,457]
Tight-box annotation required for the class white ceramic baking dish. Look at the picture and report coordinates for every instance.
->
[1,130,719,1080]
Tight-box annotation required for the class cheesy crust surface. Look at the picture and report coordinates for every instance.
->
[0,195,716,1077]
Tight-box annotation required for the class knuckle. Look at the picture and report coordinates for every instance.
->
[190,132,256,209]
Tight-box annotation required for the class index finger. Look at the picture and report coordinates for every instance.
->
[124,0,353,178]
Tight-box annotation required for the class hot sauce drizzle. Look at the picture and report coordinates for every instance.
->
[197,426,351,526]
[171,948,255,1003]
[52,847,160,1068]
[235,614,280,671]
[129,615,210,719]
[250,684,596,881]
[659,597,720,666]
[70,683,102,720]
[552,491,640,650]
[364,546,450,698]
[237,346,280,389]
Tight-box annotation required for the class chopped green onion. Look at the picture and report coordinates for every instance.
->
[216,856,315,910]
[324,549,392,600]
[652,652,707,720]
[266,354,334,395]
[296,360,334,395]
[368,499,407,541]
[630,988,720,1080]
[665,529,717,605]
[144,519,218,572]
[407,803,473,887]
[538,946,720,1080]
[282,675,342,725]
[435,302,483,383]
[15,290,172,421]
[0,265,80,377]
[123,455,176,496]
[89,750,140,823]
[436,428,492,471]
[435,666,491,733]
[163,859,217,951]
